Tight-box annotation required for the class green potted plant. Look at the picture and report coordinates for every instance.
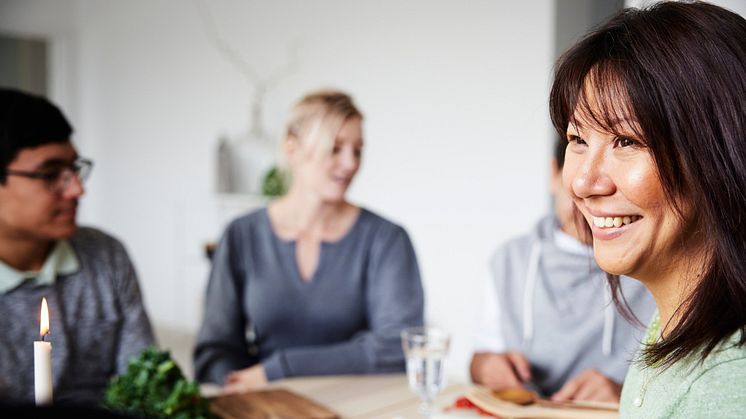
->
[261,165,289,198]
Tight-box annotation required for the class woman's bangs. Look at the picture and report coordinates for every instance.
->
[570,63,642,139]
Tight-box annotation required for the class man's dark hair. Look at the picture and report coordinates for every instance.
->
[553,136,566,170]
[550,2,746,368]
[0,88,73,182]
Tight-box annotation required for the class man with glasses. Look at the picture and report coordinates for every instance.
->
[0,88,155,406]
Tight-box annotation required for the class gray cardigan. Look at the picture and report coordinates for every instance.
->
[0,227,155,406]
[194,208,424,384]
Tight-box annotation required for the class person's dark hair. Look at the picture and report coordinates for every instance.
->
[553,136,566,170]
[550,1,746,368]
[0,88,73,183]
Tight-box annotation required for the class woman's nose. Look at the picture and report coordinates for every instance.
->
[571,150,615,199]
[339,148,359,170]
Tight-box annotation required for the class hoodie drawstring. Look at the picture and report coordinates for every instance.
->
[602,281,615,356]
[521,239,615,356]
[522,241,542,345]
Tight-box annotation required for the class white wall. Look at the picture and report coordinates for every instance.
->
[626,0,746,16]
[0,0,556,381]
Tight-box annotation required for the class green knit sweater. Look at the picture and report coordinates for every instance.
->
[620,313,746,418]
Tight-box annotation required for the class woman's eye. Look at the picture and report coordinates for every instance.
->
[332,146,341,155]
[615,137,638,148]
[567,135,586,145]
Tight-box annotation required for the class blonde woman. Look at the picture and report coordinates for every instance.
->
[194,90,424,393]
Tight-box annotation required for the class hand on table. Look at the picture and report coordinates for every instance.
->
[551,368,621,403]
[470,352,532,390]
[223,364,268,394]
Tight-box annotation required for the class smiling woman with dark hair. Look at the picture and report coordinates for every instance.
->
[551,1,746,417]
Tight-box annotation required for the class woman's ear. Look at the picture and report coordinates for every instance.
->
[283,135,299,162]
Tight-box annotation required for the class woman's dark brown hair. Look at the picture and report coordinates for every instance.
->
[550,1,746,368]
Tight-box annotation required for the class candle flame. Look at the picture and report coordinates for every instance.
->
[40,298,49,337]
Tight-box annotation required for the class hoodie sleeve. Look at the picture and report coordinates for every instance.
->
[473,248,509,353]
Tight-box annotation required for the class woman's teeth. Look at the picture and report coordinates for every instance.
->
[592,215,641,228]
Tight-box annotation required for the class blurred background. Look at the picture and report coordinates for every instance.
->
[1,0,744,382]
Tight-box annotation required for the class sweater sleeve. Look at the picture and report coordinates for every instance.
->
[111,238,156,374]
[193,224,254,385]
[262,225,425,380]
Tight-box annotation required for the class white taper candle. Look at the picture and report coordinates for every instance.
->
[34,341,53,405]
[34,297,53,405]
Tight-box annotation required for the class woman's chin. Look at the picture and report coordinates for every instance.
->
[319,194,346,205]
[320,188,348,203]
[593,250,635,277]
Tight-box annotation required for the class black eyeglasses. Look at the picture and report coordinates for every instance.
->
[3,158,93,193]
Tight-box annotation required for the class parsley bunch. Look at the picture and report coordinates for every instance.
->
[104,346,212,419]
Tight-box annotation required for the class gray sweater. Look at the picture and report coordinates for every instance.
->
[194,208,424,384]
[0,227,155,406]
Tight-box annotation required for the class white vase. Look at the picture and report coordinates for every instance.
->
[225,132,276,195]
[216,85,280,195]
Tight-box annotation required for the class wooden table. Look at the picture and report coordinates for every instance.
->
[206,374,474,418]
[267,374,469,418]
[208,375,620,419]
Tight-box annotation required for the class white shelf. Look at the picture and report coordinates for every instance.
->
[214,192,268,209]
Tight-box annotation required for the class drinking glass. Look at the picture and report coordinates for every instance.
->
[401,327,450,418]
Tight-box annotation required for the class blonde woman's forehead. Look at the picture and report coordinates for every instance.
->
[336,117,364,144]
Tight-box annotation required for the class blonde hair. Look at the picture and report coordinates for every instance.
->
[285,89,362,161]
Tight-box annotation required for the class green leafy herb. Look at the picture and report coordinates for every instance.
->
[104,346,212,419]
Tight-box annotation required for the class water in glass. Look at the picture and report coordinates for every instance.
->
[401,327,450,418]
[406,348,446,399]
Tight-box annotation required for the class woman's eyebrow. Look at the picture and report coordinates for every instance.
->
[567,120,584,135]
[606,117,636,127]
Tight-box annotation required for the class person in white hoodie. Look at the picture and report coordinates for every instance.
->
[470,137,655,403]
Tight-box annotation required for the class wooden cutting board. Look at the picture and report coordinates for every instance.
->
[210,388,339,419]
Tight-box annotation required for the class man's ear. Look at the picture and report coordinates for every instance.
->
[549,158,562,195]
[550,158,560,179]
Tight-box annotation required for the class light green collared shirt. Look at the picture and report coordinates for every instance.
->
[0,240,80,293]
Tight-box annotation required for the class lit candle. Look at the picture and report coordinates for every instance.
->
[34,297,53,405]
